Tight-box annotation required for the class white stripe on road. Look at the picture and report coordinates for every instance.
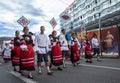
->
[66,62,120,70]
[10,71,38,83]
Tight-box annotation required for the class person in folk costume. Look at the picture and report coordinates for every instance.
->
[48,34,53,68]
[50,30,63,70]
[10,30,21,72]
[85,40,92,63]
[20,26,35,79]
[81,37,87,56]
[75,32,82,54]
[2,43,11,63]
[70,32,80,66]
[34,26,52,75]
[59,29,70,68]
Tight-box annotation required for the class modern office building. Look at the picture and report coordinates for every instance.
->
[60,0,120,55]
[60,0,120,32]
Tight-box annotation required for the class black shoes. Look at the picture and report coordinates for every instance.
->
[86,60,92,63]
[47,71,53,75]
[57,67,63,70]
[28,74,33,79]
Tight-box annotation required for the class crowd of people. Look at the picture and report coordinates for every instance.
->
[0,25,101,79]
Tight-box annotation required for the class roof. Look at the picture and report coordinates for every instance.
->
[60,0,77,15]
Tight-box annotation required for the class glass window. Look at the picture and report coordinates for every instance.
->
[95,0,97,4]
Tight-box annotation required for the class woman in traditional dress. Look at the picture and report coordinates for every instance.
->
[10,30,21,71]
[50,30,63,70]
[2,43,11,63]
[20,26,35,79]
[70,32,80,66]
[85,40,92,63]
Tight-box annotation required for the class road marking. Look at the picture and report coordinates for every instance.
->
[66,62,120,70]
[10,71,38,83]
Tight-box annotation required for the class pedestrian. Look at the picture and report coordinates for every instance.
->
[2,43,11,63]
[34,26,52,75]
[91,34,101,61]
[10,30,21,72]
[70,32,80,66]
[20,26,35,79]
[59,29,70,68]
[48,34,53,68]
[85,40,92,63]
[50,30,63,70]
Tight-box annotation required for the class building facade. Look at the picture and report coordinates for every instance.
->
[60,0,120,55]
[60,0,120,32]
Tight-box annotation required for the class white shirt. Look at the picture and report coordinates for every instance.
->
[59,34,69,51]
[48,38,52,51]
[34,33,49,54]
[91,37,99,48]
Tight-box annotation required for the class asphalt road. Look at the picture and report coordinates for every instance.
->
[0,56,120,83]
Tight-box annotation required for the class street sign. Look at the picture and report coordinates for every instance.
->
[17,16,30,27]
[49,17,57,29]
[81,26,86,32]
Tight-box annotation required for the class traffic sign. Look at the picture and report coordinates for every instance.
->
[81,26,86,32]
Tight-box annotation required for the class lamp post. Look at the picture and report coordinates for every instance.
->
[98,13,102,56]
[81,21,87,39]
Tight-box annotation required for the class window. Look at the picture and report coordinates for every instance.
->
[93,8,95,11]
[95,0,97,4]
[80,16,82,19]
[87,16,93,22]
[109,0,112,3]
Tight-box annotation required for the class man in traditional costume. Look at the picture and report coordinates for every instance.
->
[34,26,52,75]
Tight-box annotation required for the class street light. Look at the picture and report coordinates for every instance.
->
[98,13,102,56]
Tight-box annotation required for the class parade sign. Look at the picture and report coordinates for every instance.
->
[17,16,30,27]
[49,17,57,29]
[60,13,71,22]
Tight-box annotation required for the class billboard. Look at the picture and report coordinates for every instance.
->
[77,27,118,55]
[101,27,118,53]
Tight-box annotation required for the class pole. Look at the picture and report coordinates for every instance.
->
[99,15,102,56]
[116,25,120,57]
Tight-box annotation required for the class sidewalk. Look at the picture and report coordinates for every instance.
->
[81,52,120,59]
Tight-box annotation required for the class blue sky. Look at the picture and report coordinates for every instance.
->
[0,0,74,37]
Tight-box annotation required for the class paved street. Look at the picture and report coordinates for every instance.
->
[0,56,120,83]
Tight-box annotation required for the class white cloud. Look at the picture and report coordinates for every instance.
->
[0,0,74,37]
